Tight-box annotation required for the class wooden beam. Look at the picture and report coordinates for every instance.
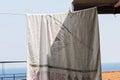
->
[73,3,120,14]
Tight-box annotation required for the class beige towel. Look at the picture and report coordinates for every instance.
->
[26,7,101,80]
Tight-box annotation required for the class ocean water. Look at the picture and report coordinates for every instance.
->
[0,67,26,80]
[102,63,120,72]
[0,63,120,80]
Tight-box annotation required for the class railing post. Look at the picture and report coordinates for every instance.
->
[13,74,15,80]
[2,63,5,80]
[2,63,4,74]
[1,77,3,80]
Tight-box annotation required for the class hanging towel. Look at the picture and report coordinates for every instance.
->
[26,7,101,80]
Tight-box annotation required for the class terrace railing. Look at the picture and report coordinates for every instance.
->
[0,61,26,80]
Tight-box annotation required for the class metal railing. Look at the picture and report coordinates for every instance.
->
[0,73,26,80]
[0,61,26,80]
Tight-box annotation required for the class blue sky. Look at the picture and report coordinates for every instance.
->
[99,14,120,63]
[0,0,120,65]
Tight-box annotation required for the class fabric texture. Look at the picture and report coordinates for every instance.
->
[27,7,101,80]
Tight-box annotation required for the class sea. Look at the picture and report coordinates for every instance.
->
[102,63,120,72]
[0,63,120,80]
[0,67,26,80]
